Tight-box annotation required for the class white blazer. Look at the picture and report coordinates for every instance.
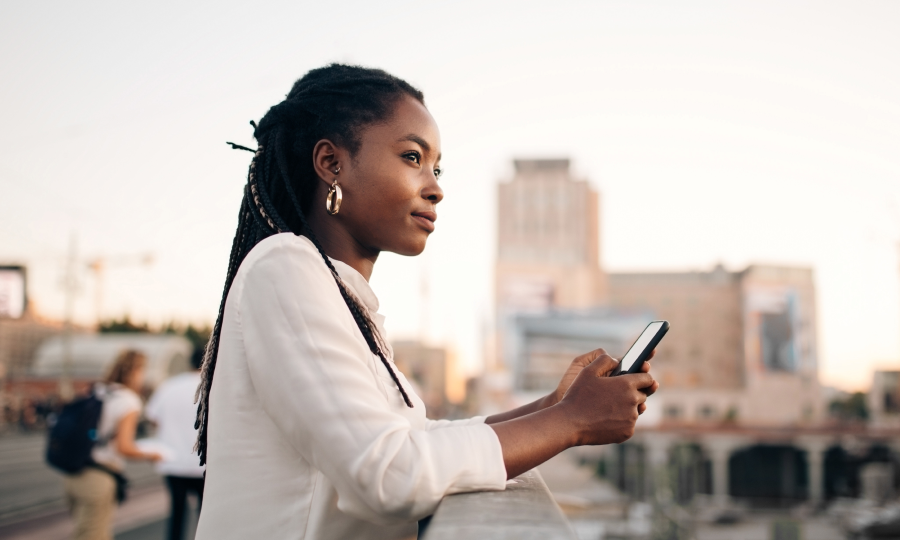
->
[195,234,506,539]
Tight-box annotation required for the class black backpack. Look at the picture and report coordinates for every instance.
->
[46,389,104,474]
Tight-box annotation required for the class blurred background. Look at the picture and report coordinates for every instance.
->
[1,1,899,539]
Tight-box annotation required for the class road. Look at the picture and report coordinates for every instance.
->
[0,432,181,539]
[0,432,161,523]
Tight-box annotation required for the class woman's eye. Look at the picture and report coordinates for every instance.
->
[403,152,421,164]
[434,167,443,179]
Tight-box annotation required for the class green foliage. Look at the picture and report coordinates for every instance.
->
[98,315,150,333]
[829,392,869,421]
[99,316,211,351]
[161,321,212,350]
[723,406,739,424]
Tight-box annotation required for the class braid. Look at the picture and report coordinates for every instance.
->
[196,64,422,466]
[254,142,290,232]
[245,184,272,233]
[245,146,286,233]
[195,197,252,439]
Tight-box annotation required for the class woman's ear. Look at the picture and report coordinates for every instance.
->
[312,139,342,187]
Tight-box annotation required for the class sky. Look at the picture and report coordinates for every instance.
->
[1,1,898,391]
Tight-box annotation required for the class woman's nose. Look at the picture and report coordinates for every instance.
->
[423,177,443,203]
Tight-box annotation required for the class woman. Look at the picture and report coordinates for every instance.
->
[194,64,658,539]
[64,350,162,539]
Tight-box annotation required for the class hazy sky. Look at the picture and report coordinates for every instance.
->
[1,1,898,391]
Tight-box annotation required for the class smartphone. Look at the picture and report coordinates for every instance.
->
[612,320,669,376]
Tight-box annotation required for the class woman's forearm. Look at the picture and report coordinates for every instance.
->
[488,404,576,479]
[484,394,555,425]
[116,442,152,459]
[114,411,157,461]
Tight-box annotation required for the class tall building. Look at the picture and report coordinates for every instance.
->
[391,340,449,418]
[496,159,606,312]
[491,159,620,404]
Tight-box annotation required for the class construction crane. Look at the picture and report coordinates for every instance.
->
[58,234,153,399]
[86,253,154,327]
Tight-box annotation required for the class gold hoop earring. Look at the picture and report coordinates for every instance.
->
[326,180,342,215]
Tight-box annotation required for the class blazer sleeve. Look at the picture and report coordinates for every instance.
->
[238,240,506,524]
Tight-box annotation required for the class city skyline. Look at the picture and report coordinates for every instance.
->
[1,1,898,391]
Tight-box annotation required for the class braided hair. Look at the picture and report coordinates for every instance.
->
[195,64,421,466]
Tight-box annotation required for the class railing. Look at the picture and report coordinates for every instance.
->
[421,469,576,539]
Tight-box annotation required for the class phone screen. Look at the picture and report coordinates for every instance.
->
[620,321,665,373]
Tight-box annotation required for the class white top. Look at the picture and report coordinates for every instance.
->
[92,384,142,472]
[145,371,205,478]
[195,234,507,540]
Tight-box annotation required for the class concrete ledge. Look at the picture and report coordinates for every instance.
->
[422,469,576,540]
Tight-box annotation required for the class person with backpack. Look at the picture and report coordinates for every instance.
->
[57,349,161,540]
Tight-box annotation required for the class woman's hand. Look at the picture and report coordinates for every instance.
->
[489,352,658,479]
[487,348,660,426]
[548,348,658,414]
[556,354,657,446]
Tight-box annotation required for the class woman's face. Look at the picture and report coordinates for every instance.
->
[320,95,443,257]
[126,365,145,392]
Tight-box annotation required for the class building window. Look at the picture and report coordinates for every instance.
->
[761,310,797,372]
[698,405,717,419]
[664,404,682,419]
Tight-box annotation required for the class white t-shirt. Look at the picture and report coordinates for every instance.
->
[145,371,205,478]
[195,234,506,540]
[92,384,143,472]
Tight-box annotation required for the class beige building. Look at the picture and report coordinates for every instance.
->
[0,309,63,381]
[496,159,606,312]
[491,158,613,407]
[0,308,64,428]
[869,370,900,429]
[392,340,451,418]
[609,264,824,427]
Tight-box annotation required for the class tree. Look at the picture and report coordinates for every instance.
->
[829,392,868,422]
[98,315,149,333]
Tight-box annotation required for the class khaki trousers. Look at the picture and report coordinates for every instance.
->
[63,468,117,540]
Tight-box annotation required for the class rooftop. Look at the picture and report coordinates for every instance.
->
[513,159,570,174]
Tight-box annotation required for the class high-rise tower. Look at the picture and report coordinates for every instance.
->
[495,159,606,312]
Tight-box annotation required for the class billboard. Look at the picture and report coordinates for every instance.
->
[0,266,26,319]
[744,286,802,373]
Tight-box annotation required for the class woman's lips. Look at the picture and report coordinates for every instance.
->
[411,211,437,232]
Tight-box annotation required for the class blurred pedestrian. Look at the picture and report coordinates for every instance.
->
[146,346,205,540]
[63,349,161,540]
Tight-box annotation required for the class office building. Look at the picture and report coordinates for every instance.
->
[609,264,823,426]
[496,159,606,313]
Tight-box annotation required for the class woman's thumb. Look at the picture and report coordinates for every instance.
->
[589,354,620,377]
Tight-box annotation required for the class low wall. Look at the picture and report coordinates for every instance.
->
[421,469,575,539]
